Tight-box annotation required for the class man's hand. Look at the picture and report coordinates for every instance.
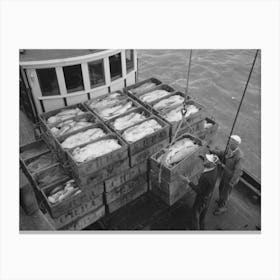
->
[176,173,191,184]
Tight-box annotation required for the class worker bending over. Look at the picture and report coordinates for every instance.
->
[178,153,219,230]
[212,135,244,216]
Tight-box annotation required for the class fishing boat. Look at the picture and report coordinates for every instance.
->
[19,49,261,231]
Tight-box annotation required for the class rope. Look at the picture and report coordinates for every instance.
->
[158,50,193,183]
[221,49,259,163]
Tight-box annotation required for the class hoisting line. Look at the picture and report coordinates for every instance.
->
[221,49,259,163]
[158,50,193,183]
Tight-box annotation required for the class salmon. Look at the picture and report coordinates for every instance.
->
[139,90,170,103]
[112,112,147,131]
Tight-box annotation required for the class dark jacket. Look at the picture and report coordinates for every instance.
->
[214,148,244,185]
[190,167,218,198]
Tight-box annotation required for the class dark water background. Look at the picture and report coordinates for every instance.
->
[137,50,261,179]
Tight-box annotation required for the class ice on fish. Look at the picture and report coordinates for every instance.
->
[112,112,147,131]
[61,128,106,149]
[72,139,121,163]
[162,104,199,123]
[153,95,185,112]
[47,108,84,124]
[99,100,133,120]
[139,89,170,103]
[158,137,199,167]
[50,119,92,137]
[131,81,157,95]
[122,119,162,143]
[89,93,122,111]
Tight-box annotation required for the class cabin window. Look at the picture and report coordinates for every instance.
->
[125,50,134,73]
[36,68,60,96]
[88,60,105,88]
[109,53,122,81]
[63,64,84,93]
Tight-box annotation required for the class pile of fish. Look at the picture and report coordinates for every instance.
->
[47,108,84,124]
[153,95,185,112]
[47,179,81,204]
[162,104,199,123]
[36,165,67,187]
[131,81,157,95]
[88,93,133,120]
[112,112,147,131]
[204,120,213,129]
[27,153,56,173]
[139,89,170,104]
[61,128,106,149]
[122,119,162,143]
[50,118,93,137]
[157,137,199,167]
[72,139,121,163]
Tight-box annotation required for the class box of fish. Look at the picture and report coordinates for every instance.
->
[125,77,162,96]
[151,94,206,138]
[196,117,219,144]
[84,91,141,123]
[176,118,205,138]
[149,133,207,183]
[52,121,113,163]
[39,104,90,149]
[128,84,175,111]
[66,133,128,179]
[21,150,70,191]
[108,108,170,166]
[41,177,104,218]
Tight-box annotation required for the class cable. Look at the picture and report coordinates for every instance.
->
[221,49,259,163]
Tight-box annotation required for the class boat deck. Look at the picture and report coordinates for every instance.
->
[19,110,260,231]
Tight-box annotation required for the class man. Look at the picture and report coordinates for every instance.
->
[177,153,219,230]
[212,135,244,216]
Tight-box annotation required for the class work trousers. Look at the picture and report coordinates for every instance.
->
[218,175,235,207]
[191,195,211,230]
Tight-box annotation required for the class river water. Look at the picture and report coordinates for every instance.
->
[137,49,261,179]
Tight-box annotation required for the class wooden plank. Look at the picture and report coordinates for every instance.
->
[104,162,147,192]
[62,205,105,230]
[130,139,169,167]
[105,173,147,204]
[77,158,129,189]
[107,183,148,214]
[45,196,103,229]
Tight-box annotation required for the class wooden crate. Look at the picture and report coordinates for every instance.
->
[66,134,129,178]
[176,119,205,138]
[77,158,130,190]
[20,138,50,161]
[84,91,141,123]
[104,162,147,192]
[149,134,206,183]
[196,118,219,144]
[40,112,99,153]
[125,77,162,96]
[41,178,104,218]
[130,138,169,167]
[62,205,105,230]
[45,196,103,229]
[53,121,114,162]
[105,173,148,204]
[131,84,175,111]
[121,115,170,156]
[153,98,207,139]
[39,103,89,127]
[107,182,148,214]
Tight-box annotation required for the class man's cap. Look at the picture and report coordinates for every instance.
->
[205,153,219,164]
[230,135,241,145]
